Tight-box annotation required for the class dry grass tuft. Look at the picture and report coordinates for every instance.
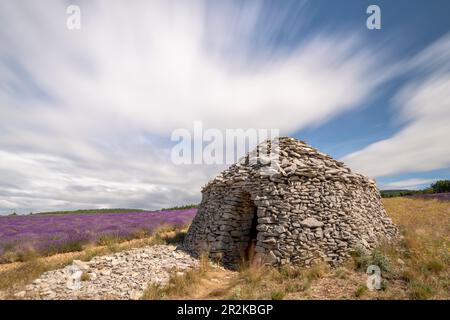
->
[80,272,90,282]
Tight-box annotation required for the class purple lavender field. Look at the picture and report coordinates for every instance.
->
[407,192,450,201]
[0,209,197,262]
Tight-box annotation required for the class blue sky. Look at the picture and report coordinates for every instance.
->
[0,0,449,214]
[291,0,450,189]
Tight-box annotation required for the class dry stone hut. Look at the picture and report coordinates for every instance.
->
[183,137,398,268]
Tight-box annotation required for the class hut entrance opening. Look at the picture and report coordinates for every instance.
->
[234,191,258,264]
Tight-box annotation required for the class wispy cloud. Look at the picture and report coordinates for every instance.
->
[343,34,450,178]
[380,178,437,190]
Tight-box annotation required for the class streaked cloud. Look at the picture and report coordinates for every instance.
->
[343,34,450,178]
[380,178,437,190]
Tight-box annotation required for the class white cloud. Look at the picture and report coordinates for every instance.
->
[343,35,450,178]
[0,1,390,213]
[380,178,437,190]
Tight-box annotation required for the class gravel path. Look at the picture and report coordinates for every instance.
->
[15,245,199,300]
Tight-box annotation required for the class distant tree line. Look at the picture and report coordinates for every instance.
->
[430,180,450,193]
[37,208,147,215]
[381,179,450,198]
[160,204,199,211]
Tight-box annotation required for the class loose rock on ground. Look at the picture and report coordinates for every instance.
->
[16,245,198,300]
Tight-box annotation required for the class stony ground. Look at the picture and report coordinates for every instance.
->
[14,245,198,300]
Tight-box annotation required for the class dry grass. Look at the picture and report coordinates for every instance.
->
[224,262,330,300]
[80,272,90,282]
[0,226,188,296]
[142,254,212,300]
[382,198,449,299]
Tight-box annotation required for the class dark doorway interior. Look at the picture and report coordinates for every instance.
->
[230,191,259,267]
[244,205,258,263]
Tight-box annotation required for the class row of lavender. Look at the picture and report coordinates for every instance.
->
[0,209,197,263]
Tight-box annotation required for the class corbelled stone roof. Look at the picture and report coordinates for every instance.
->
[204,137,376,190]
